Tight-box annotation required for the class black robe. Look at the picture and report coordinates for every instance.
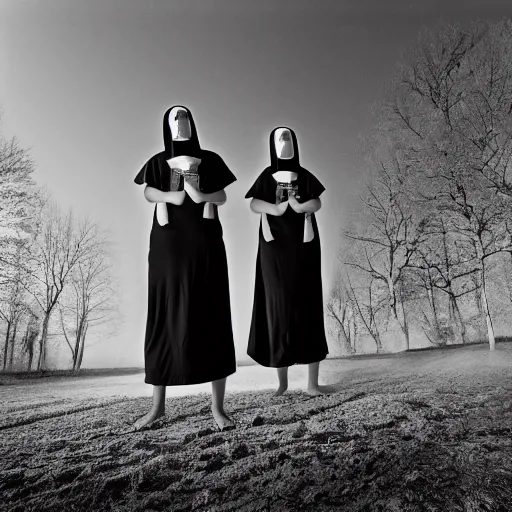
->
[245,127,328,368]
[134,106,237,385]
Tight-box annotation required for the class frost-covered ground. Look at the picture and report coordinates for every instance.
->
[1,343,511,511]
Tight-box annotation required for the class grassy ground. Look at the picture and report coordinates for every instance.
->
[0,367,145,382]
[1,343,511,511]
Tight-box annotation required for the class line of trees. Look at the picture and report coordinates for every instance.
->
[0,117,119,372]
[327,19,512,354]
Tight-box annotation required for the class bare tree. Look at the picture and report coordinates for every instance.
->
[344,167,428,350]
[346,275,387,353]
[21,205,100,370]
[0,117,42,370]
[371,20,512,351]
[326,273,357,354]
[439,175,512,350]
[0,125,38,246]
[21,307,40,371]
[409,217,481,344]
[0,279,27,370]
[411,267,446,346]
[58,227,119,371]
[402,146,512,351]
[445,21,512,200]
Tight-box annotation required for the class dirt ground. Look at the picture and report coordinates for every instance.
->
[1,343,511,511]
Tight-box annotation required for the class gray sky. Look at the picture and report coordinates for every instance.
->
[0,0,510,368]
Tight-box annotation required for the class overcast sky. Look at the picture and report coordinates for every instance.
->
[1,0,510,368]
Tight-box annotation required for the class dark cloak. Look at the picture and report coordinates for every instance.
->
[134,106,237,385]
[245,127,328,368]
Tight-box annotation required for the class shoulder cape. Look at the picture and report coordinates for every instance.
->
[134,150,237,193]
[245,167,325,203]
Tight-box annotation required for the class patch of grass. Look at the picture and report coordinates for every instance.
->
[0,367,145,381]
[405,337,512,353]
[1,360,257,381]
[1,385,511,511]
[1,345,512,511]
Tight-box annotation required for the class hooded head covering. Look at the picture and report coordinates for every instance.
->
[163,105,201,158]
[269,126,300,171]
[245,126,325,203]
[135,105,237,194]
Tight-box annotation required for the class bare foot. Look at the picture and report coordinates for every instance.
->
[134,408,164,430]
[274,385,288,396]
[306,386,331,396]
[212,408,235,431]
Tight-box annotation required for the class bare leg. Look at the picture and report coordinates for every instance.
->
[211,378,235,431]
[275,366,289,396]
[307,361,329,396]
[134,385,166,429]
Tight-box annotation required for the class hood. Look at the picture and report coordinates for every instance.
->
[269,126,300,170]
[163,105,201,158]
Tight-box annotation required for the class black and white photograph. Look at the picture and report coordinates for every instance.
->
[1,1,512,510]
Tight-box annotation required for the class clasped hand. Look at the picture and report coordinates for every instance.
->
[275,195,302,216]
[182,175,226,206]
[287,194,302,213]
[183,175,199,191]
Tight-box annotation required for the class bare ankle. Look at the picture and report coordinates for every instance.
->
[274,384,288,396]
[211,405,224,415]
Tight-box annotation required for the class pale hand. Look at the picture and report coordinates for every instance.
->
[183,178,199,191]
[288,194,301,212]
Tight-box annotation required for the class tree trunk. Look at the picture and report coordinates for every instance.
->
[450,294,467,344]
[37,314,50,370]
[73,316,86,369]
[3,321,11,371]
[327,300,355,355]
[392,297,409,351]
[351,315,358,354]
[27,337,34,371]
[473,274,487,342]
[447,294,459,344]
[27,327,38,372]
[72,331,79,370]
[372,315,384,353]
[76,322,87,371]
[480,267,495,351]
[374,332,384,353]
[338,325,355,354]
[428,287,443,342]
[335,306,355,355]
[370,315,384,353]
[402,302,410,350]
[9,319,18,369]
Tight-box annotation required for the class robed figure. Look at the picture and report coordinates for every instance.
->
[133,105,237,430]
[245,127,329,396]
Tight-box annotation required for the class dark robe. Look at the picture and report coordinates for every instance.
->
[134,106,237,385]
[245,127,328,368]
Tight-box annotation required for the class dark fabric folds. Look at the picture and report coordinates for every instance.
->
[134,106,237,385]
[246,126,328,367]
[134,150,236,194]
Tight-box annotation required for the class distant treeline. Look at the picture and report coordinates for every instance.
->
[0,119,120,372]
[327,18,512,355]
